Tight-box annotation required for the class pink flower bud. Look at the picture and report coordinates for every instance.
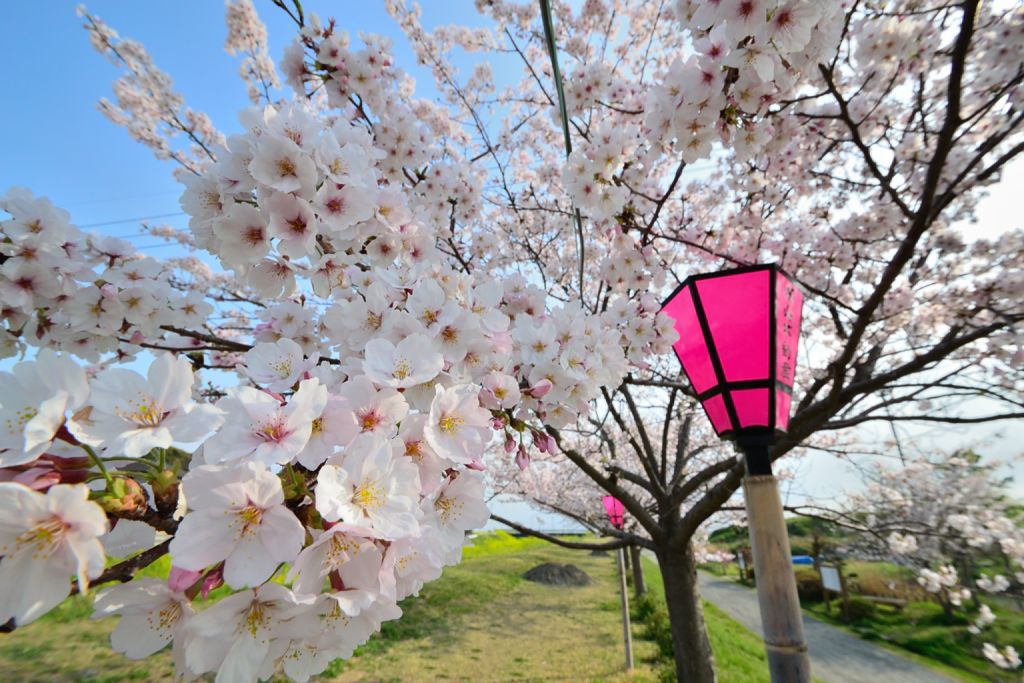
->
[544,434,557,453]
[129,330,145,344]
[504,434,517,453]
[200,569,224,598]
[466,458,487,471]
[515,445,530,471]
[528,379,553,398]
[491,416,506,430]
[168,566,202,593]
[100,283,119,299]
[533,431,548,453]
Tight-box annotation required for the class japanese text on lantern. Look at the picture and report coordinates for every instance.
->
[775,276,803,388]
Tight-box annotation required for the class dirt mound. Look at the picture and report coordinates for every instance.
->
[523,562,592,586]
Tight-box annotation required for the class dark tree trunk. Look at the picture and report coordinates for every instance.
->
[630,544,647,596]
[656,540,717,683]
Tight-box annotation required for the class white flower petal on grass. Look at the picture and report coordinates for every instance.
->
[168,462,305,589]
[71,353,222,458]
[0,483,107,626]
[315,434,422,540]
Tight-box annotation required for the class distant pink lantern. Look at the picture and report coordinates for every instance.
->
[661,264,804,444]
[602,495,625,530]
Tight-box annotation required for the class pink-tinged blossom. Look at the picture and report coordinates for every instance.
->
[202,378,326,466]
[315,434,422,540]
[335,375,408,439]
[362,333,444,389]
[424,472,490,553]
[480,372,521,410]
[182,583,315,682]
[91,579,193,659]
[242,337,318,392]
[168,461,305,588]
[295,395,360,469]
[71,353,223,458]
[0,483,107,625]
[0,350,89,467]
[249,135,317,197]
[424,384,493,464]
[287,524,383,601]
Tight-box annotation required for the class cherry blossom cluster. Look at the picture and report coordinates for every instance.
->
[224,0,281,105]
[847,451,1023,670]
[0,343,494,681]
[0,188,213,362]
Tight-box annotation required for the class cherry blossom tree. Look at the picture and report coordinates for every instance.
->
[823,450,1023,672]
[374,1,1023,680]
[1,1,1022,682]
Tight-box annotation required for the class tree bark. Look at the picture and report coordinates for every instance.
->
[656,540,717,683]
[630,543,647,595]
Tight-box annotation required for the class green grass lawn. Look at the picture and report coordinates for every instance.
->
[0,532,777,682]
[639,556,776,683]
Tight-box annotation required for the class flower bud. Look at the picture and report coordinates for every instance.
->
[151,469,180,514]
[528,379,553,398]
[515,445,530,471]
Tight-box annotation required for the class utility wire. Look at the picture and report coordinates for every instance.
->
[79,211,186,229]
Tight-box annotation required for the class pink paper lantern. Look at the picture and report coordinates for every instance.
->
[602,495,625,529]
[661,264,803,439]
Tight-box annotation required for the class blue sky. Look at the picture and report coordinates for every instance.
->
[0,1,494,246]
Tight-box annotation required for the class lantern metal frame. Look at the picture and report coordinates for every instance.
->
[660,263,804,473]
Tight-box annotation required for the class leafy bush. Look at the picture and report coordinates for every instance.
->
[794,568,824,604]
[845,597,876,622]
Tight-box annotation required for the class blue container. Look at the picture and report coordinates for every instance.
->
[791,555,814,565]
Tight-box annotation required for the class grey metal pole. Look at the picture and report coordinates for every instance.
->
[615,546,634,671]
[739,434,811,683]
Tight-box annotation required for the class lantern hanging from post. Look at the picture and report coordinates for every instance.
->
[661,263,803,473]
[602,495,625,530]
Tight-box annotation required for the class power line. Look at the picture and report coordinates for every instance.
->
[79,211,186,229]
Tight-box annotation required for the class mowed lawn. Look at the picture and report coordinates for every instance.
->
[0,533,769,682]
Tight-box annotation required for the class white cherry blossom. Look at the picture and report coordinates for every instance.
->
[424,383,493,464]
[168,461,305,588]
[315,434,422,539]
[0,350,89,467]
[0,483,107,626]
[202,378,327,466]
[71,353,223,458]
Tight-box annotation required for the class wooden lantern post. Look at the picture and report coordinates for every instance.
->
[603,495,633,671]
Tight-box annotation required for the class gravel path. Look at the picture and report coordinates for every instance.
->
[697,571,962,683]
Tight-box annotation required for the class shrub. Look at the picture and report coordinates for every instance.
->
[845,597,876,622]
[796,573,824,604]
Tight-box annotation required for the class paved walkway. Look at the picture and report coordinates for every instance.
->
[697,571,961,683]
